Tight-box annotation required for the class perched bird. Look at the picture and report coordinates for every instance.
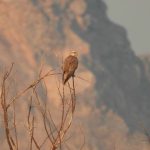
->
[62,51,78,85]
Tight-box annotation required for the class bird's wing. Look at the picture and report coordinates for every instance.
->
[63,56,78,84]
[63,56,78,74]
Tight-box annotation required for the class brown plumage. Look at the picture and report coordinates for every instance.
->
[62,51,78,84]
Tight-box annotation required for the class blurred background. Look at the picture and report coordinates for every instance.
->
[105,0,150,55]
[0,0,150,149]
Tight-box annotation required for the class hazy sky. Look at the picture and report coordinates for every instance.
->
[104,0,150,55]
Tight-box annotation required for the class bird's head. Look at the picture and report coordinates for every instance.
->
[70,51,78,57]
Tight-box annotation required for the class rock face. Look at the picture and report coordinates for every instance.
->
[141,55,150,81]
[71,0,150,131]
[0,0,150,149]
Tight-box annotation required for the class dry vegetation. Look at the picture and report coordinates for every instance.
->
[0,63,80,150]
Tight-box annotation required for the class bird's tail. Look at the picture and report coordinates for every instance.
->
[63,73,70,85]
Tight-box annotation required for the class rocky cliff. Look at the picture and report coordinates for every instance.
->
[0,0,150,149]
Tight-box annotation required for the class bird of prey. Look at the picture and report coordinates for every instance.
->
[62,51,78,85]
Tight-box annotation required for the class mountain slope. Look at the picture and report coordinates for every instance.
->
[0,0,150,149]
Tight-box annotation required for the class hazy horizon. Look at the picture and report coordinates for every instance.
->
[105,0,150,55]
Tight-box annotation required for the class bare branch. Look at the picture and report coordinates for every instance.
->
[1,63,78,150]
[0,64,15,150]
[7,69,56,108]
[13,102,18,150]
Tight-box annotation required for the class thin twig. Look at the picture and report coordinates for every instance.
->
[1,63,15,150]
[7,70,57,108]
[13,102,18,150]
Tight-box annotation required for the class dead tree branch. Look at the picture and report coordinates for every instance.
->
[0,64,78,150]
